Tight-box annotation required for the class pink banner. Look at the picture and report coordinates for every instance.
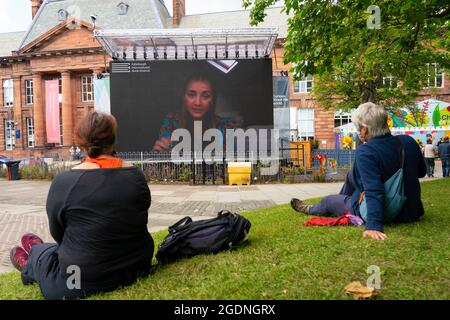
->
[45,80,61,144]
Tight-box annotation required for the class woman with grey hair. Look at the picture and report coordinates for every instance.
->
[291,102,426,240]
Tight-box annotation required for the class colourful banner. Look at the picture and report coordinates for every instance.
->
[94,77,111,114]
[45,80,61,144]
[335,99,450,149]
[388,99,450,128]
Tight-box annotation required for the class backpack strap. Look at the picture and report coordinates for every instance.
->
[218,210,233,217]
[169,216,192,232]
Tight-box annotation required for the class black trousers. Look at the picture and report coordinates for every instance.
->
[424,158,435,177]
[21,244,150,300]
[21,244,97,300]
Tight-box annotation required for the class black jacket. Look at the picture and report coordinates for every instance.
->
[46,167,154,290]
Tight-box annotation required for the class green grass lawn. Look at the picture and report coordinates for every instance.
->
[0,179,449,300]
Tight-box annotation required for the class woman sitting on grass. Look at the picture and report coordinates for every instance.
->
[10,112,154,299]
[291,102,426,241]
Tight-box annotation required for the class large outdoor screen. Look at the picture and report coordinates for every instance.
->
[110,59,274,152]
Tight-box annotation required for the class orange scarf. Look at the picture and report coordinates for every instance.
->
[84,157,123,169]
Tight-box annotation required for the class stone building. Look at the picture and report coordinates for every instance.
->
[0,0,448,159]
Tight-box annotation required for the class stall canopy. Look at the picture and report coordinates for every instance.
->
[94,28,279,61]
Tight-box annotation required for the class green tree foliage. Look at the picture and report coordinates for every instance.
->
[243,0,450,111]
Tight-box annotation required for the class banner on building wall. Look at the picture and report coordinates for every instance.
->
[45,80,61,144]
[273,76,290,143]
[94,77,111,114]
[388,99,450,128]
[336,99,450,149]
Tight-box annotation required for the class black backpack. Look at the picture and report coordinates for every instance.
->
[155,210,251,263]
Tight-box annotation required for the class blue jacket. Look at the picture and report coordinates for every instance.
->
[351,133,426,231]
[438,142,450,160]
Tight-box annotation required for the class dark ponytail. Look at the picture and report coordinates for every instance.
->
[75,112,117,158]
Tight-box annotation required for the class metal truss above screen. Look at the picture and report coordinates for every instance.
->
[94,28,279,61]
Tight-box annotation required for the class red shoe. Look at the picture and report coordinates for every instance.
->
[21,233,43,254]
[10,246,29,271]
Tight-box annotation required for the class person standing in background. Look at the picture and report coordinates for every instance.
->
[422,139,437,178]
[69,145,75,161]
[438,136,450,177]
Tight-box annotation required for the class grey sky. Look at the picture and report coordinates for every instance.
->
[0,0,32,33]
[0,0,283,33]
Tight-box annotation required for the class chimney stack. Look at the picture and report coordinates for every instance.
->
[31,0,43,19]
[173,0,185,26]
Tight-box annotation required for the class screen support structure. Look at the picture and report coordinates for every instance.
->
[94,28,278,61]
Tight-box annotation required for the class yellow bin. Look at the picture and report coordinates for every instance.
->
[228,162,252,186]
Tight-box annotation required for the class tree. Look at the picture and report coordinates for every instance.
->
[243,0,450,111]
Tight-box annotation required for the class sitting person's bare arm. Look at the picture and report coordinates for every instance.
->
[72,162,100,170]
[121,161,135,168]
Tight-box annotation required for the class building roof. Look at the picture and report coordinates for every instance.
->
[0,1,288,58]
[177,7,289,38]
[0,31,26,57]
[18,0,170,50]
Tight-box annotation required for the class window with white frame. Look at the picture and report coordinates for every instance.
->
[293,75,314,94]
[51,77,62,103]
[2,79,14,107]
[426,63,444,88]
[81,76,94,102]
[4,120,14,150]
[334,110,353,128]
[26,117,35,148]
[297,108,315,140]
[382,75,397,88]
[25,80,34,104]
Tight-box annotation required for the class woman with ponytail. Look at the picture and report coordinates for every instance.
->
[10,112,154,299]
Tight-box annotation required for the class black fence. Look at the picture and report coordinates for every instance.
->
[116,144,312,185]
[117,152,251,185]
[5,147,355,184]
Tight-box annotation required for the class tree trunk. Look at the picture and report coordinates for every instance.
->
[361,80,377,104]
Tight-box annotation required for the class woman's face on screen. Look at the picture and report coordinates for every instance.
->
[183,80,213,120]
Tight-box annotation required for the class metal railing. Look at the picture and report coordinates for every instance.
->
[116,147,309,184]
[312,149,355,168]
[8,148,355,184]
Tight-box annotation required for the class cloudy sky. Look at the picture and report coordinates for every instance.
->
[0,0,283,33]
[0,0,32,33]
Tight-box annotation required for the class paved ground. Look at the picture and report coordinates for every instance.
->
[0,178,344,274]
